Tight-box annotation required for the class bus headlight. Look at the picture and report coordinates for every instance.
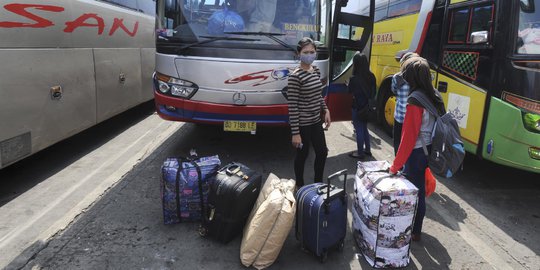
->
[158,81,170,93]
[523,113,540,133]
[530,147,540,160]
[155,72,198,99]
[171,85,197,98]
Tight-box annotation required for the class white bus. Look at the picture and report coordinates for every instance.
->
[0,0,156,169]
[154,0,375,132]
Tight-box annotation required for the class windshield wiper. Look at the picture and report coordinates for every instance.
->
[175,36,260,53]
[224,31,297,53]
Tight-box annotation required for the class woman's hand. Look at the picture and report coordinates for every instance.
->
[389,165,399,175]
[324,109,331,130]
[292,134,302,148]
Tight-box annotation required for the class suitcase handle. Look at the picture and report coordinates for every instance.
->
[316,184,336,195]
[224,164,250,180]
[326,169,348,199]
[225,164,241,176]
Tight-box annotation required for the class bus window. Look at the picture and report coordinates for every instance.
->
[388,0,421,18]
[517,0,540,54]
[104,0,138,10]
[138,0,156,15]
[448,8,469,43]
[374,0,389,22]
[422,2,446,64]
[435,0,445,6]
[469,5,493,44]
[157,0,323,46]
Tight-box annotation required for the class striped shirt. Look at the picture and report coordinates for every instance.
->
[392,73,410,124]
[287,66,328,135]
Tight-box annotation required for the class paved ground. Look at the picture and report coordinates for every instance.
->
[1,102,538,270]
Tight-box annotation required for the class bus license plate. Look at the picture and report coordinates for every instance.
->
[223,121,256,132]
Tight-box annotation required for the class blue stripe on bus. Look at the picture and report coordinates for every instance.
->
[158,105,289,124]
[328,83,348,94]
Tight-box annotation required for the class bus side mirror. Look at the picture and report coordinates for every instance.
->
[470,31,488,44]
[520,0,535,13]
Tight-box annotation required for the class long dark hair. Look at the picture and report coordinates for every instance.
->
[402,57,445,114]
[351,53,375,95]
[352,53,370,76]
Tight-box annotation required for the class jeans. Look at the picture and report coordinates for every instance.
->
[352,108,371,156]
[294,121,328,187]
[403,147,429,235]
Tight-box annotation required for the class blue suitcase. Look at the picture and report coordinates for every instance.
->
[161,155,221,224]
[296,169,348,262]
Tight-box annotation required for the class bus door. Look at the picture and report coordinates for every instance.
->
[419,0,447,88]
[327,0,375,122]
[434,1,496,154]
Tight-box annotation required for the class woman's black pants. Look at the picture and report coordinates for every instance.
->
[294,122,328,187]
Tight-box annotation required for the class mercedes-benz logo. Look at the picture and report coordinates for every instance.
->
[232,92,247,105]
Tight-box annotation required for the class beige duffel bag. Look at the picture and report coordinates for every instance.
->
[240,173,296,269]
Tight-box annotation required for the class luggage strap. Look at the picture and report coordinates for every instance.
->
[188,160,206,227]
[174,156,204,224]
[361,169,402,192]
[174,167,183,223]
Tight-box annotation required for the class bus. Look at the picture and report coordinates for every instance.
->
[153,0,375,132]
[369,0,540,173]
[0,0,156,169]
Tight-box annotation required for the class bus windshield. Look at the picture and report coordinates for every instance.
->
[517,0,540,54]
[157,0,326,49]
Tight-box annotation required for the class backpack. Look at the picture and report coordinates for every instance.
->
[352,75,377,122]
[409,91,465,178]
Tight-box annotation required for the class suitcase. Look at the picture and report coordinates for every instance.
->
[203,162,262,243]
[161,155,221,224]
[353,161,418,268]
[240,173,296,269]
[296,169,348,262]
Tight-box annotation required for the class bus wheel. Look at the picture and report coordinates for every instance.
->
[378,86,395,136]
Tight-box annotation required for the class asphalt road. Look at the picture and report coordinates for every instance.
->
[1,102,538,270]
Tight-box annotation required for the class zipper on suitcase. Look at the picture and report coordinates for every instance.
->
[298,185,321,249]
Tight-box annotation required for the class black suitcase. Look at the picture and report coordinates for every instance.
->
[202,162,262,243]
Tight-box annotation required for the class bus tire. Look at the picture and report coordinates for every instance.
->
[377,80,395,136]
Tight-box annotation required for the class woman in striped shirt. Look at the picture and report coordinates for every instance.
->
[287,37,331,188]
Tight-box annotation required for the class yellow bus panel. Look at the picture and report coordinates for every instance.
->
[371,13,420,86]
[437,74,487,146]
[371,14,420,58]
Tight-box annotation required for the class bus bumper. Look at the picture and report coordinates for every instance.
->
[154,92,289,125]
[482,97,540,173]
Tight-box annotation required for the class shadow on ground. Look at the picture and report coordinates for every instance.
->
[0,101,156,207]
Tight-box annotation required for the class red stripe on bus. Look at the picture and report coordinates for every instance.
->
[416,11,432,54]
[155,92,289,115]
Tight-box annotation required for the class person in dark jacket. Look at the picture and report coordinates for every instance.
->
[348,53,376,159]
[389,57,445,241]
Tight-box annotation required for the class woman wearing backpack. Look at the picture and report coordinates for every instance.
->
[348,53,376,159]
[389,57,445,241]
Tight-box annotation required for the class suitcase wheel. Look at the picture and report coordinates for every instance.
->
[319,250,328,263]
[198,225,208,237]
[338,240,345,252]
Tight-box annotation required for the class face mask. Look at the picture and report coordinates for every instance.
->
[299,53,317,65]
